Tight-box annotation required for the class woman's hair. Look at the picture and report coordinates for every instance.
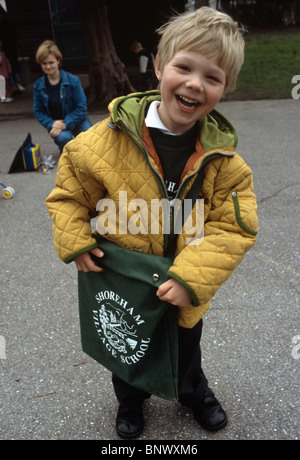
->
[156,7,245,92]
[35,40,63,66]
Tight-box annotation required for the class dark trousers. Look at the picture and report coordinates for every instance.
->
[112,319,208,408]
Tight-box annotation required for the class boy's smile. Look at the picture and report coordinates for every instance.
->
[155,50,226,135]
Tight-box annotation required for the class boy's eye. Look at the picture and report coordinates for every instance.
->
[178,65,190,71]
[208,75,223,84]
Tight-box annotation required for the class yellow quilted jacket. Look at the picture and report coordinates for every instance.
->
[46,91,258,328]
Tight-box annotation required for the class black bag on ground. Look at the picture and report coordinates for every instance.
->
[9,133,41,173]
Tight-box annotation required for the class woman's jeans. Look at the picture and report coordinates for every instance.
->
[112,319,208,409]
[54,118,92,153]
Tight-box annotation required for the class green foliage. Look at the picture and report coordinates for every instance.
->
[226,30,300,100]
[221,0,300,27]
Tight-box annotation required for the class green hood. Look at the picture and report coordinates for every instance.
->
[109,91,238,153]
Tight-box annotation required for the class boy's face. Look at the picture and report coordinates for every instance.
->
[155,50,226,135]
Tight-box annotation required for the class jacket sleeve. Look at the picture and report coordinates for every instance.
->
[167,154,258,307]
[33,81,54,131]
[63,76,88,131]
[45,133,105,263]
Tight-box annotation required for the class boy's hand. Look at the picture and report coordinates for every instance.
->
[156,279,192,307]
[74,248,104,272]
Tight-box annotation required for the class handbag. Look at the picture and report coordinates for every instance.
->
[8,133,42,173]
[78,169,204,401]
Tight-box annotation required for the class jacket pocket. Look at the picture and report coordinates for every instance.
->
[232,190,257,236]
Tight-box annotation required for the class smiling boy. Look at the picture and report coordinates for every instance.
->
[46,7,258,438]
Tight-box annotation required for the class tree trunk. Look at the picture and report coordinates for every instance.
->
[78,0,135,104]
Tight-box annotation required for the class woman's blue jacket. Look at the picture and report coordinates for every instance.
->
[33,69,89,132]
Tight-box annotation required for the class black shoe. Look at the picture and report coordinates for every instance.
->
[116,402,144,439]
[193,388,228,432]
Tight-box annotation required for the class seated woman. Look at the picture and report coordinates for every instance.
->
[33,40,92,153]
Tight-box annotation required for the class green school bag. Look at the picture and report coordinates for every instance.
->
[78,238,178,401]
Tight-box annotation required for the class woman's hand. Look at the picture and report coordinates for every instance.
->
[52,119,66,130]
[50,120,66,138]
[49,127,62,138]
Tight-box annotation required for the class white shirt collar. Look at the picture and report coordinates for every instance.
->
[145,100,177,136]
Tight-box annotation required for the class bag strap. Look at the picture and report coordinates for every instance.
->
[164,168,204,258]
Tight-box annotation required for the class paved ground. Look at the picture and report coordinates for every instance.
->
[0,88,299,440]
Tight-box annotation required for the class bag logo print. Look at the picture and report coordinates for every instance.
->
[98,304,138,353]
[93,290,150,365]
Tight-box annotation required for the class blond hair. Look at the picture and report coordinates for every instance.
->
[35,40,63,66]
[156,7,245,92]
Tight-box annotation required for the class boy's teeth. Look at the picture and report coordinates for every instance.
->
[180,96,197,103]
[177,95,199,108]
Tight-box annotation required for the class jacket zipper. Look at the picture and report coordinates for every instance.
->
[115,118,235,247]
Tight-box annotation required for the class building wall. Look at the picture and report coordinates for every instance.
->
[5,0,53,72]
